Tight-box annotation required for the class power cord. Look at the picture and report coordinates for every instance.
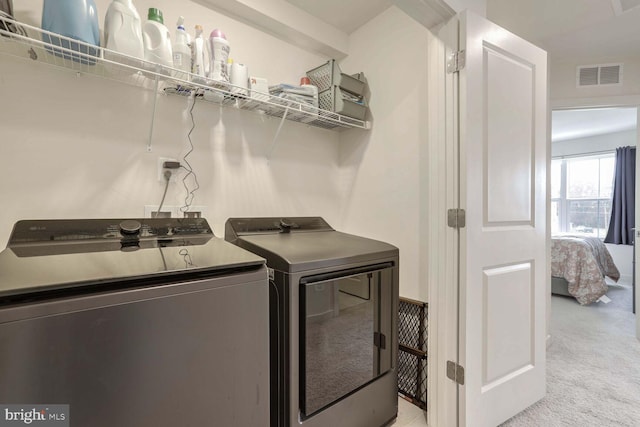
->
[180,92,200,214]
[154,170,172,218]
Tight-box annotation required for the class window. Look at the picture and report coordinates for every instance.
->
[551,153,615,238]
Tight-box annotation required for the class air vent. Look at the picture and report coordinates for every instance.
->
[577,64,622,87]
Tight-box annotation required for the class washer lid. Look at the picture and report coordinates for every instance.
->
[0,219,265,303]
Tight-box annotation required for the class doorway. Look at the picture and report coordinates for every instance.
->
[551,106,637,311]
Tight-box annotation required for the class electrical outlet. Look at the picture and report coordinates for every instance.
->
[158,157,180,183]
[183,211,201,219]
[145,205,179,218]
[181,205,207,219]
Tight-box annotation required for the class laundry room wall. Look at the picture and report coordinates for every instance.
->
[1,0,435,302]
[339,6,431,302]
[0,0,345,245]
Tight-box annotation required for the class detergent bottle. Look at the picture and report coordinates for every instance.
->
[103,0,144,64]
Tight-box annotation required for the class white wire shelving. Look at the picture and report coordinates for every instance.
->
[0,16,370,145]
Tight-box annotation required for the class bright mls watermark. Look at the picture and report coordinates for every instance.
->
[0,405,69,426]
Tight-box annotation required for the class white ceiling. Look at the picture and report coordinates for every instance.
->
[285,0,640,60]
[284,0,640,141]
[486,0,640,60]
[552,108,637,142]
[284,0,394,34]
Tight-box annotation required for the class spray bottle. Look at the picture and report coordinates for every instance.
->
[172,16,191,75]
[191,24,208,84]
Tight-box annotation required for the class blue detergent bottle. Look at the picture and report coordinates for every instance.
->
[41,0,100,64]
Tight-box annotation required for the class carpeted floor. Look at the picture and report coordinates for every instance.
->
[502,280,640,426]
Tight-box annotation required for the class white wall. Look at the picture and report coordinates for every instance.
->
[552,129,636,157]
[0,0,345,245]
[606,243,633,282]
[550,56,640,102]
[339,6,431,301]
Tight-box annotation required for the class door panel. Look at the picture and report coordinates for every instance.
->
[484,44,535,226]
[458,11,548,427]
[482,262,533,387]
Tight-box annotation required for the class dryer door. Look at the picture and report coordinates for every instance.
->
[299,263,394,419]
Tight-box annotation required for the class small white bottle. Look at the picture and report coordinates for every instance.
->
[208,29,230,83]
[142,7,173,73]
[172,16,191,76]
[230,61,249,95]
[103,0,144,65]
[191,24,209,84]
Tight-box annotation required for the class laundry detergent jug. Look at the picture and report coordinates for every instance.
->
[104,0,144,65]
[42,0,100,64]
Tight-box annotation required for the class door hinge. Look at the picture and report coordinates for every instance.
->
[447,208,466,229]
[447,361,465,385]
[447,50,466,73]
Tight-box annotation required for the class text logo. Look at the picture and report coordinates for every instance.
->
[0,406,69,427]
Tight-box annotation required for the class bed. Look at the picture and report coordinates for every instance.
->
[551,235,620,305]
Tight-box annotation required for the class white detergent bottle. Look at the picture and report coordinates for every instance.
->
[208,29,230,83]
[172,16,191,76]
[103,0,144,65]
[142,7,173,73]
[191,24,209,84]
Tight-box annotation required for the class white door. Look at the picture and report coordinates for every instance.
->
[453,10,548,427]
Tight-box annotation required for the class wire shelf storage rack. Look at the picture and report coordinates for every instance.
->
[0,16,369,139]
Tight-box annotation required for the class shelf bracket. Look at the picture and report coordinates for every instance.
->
[267,106,289,161]
[147,74,160,152]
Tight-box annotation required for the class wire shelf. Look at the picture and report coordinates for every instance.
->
[0,16,369,131]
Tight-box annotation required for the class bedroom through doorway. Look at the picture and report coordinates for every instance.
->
[551,106,637,313]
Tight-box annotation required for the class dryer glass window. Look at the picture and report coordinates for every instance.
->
[300,265,393,418]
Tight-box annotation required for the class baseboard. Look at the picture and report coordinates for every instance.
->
[617,274,632,284]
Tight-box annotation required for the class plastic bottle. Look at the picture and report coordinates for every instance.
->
[230,61,249,95]
[41,0,100,64]
[142,7,173,73]
[208,29,230,83]
[172,16,191,75]
[300,76,319,108]
[191,24,209,84]
[103,0,144,64]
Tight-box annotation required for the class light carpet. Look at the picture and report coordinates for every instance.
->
[502,281,640,426]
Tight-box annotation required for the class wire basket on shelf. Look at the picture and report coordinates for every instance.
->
[306,59,365,95]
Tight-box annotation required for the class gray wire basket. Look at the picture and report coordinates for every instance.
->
[318,86,367,120]
[306,59,365,96]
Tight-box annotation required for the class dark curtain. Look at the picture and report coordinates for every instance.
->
[604,146,636,245]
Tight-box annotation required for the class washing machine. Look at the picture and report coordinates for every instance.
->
[0,218,270,427]
[225,217,399,427]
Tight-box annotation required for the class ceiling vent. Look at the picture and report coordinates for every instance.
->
[577,64,622,87]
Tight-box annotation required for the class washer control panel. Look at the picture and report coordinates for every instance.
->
[7,218,213,256]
